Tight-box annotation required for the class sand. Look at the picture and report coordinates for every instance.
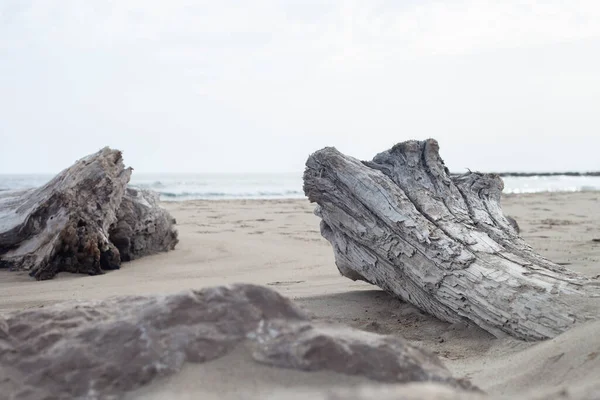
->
[1,191,599,398]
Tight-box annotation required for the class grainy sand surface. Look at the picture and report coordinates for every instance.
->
[1,192,599,398]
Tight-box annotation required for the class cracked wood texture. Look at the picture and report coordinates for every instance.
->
[303,139,600,341]
[0,147,177,280]
[109,187,178,262]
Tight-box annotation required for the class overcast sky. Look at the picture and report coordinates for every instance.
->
[1,1,599,174]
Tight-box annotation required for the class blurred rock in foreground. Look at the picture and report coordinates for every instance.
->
[0,284,475,399]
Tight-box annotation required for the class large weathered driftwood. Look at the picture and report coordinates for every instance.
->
[0,148,178,280]
[303,139,600,340]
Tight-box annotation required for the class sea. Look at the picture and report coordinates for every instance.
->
[1,173,599,201]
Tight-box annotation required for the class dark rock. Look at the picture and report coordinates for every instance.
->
[0,284,476,399]
[249,319,474,390]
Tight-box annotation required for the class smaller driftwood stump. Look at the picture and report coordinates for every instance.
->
[110,187,178,262]
[0,148,178,280]
[303,139,600,341]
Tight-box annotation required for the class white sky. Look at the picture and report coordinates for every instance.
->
[1,0,599,174]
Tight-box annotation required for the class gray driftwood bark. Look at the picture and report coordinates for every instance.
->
[303,139,600,340]
[110,187,178,262]
[0,148,178,280]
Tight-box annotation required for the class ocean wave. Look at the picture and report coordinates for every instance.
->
[2,173,600,201]
[155,190,304,200]
[135,181,210,190]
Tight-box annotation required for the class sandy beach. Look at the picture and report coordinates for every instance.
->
[3,2,600,398]
[1,191,599,398]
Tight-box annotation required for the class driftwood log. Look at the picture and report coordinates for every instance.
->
[0,148,178,280]
[303,139,600,340]
[110,187,178,262]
